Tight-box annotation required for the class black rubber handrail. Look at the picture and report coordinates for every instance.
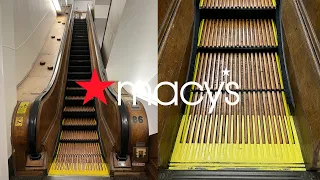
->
[28,5,74,160]
[87,4,129,160]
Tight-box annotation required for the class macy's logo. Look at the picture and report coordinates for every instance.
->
[77,68,240,114]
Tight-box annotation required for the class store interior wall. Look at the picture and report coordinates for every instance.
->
[105,0,158,135]
[1,0,57,159]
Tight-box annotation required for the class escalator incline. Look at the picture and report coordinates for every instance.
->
[48,19,109,176]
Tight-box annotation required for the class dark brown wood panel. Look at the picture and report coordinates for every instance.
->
[283,0,320,169]
[158,0,194,168]
[158,0,180,46]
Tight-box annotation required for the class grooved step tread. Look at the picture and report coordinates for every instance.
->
[63,106,95,112]
[201,0,276,9]
[199,19,277,48]
[57,143,101,155]
[193,52,282,91]
[66,87,84,90]
[62,118,97,126]
[65,96,85,100]
[60,130,98,141]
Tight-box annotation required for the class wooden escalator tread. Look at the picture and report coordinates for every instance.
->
[199,19,277,48]
[60,130,99,141]
[201,0,276,9]
[65,96,85,100]
[63,106,95,112]
[62,118,97,126]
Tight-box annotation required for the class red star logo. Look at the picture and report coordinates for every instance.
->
[76,69,114,105]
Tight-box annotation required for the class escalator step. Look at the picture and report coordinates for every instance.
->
[68,72,91,79]
[57,143,101,155]
[200,0,276,9]
[63,106,95,112]
[49,154,109,176]
[69,60,91,66]
[70,50,89,55]
[192,52,281,91]
[62,118,97,126]
[68,66,91,72]
[73,31,87,35]
[71,46,89,51]
[71,38,88,42]
[199,19,277,48]
[60,130,99,141]
[64,96,93,106]
[72,42,89,46]
[65,87,86,96]
[70,55,90,60]
[67,79,90,87]
[65,96,85,100]
[73,35,88,38]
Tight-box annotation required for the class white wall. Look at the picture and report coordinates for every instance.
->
[101,0,127,63]
[13,0,56,84]
[106,0,158,134]
[95,18,107,47]
[94,5,109,18]
[0,4,10,179]
[1,0,17,158]
[1,0,57,158]
[74,1,92,11]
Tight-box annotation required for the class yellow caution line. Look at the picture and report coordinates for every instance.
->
[170,113,305,171]
[200,0,204,7]
[169,164,305,171]
[184,53,200,115]
[272,0,277,7]
[272,20,278,46]
[275,54,284,90]
[48,163,109,176]
[197,20,204,47]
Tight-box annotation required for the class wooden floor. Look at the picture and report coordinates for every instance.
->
[17,6,71,101]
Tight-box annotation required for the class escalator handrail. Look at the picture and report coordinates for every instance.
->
[27,5,74,160]
[87,4,129,160]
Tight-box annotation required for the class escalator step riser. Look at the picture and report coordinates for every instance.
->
[72,42,89,47]
[63,111,96,118]
[73,31,87,34]
[69,55,90,60]
[68,66,91,72]
[65,89,86,96]
[73,34,88,37]
[71,46,89,51]
[73,33,88,36]
[70,50,90,55]
[67,80,90,87]
[74,24,87,27]
[64,99,93,106]
[62,125,96,131]
[71,39,88,42]
[69,62,90,66]
[73,27,87,30]
[67,73,91,79]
